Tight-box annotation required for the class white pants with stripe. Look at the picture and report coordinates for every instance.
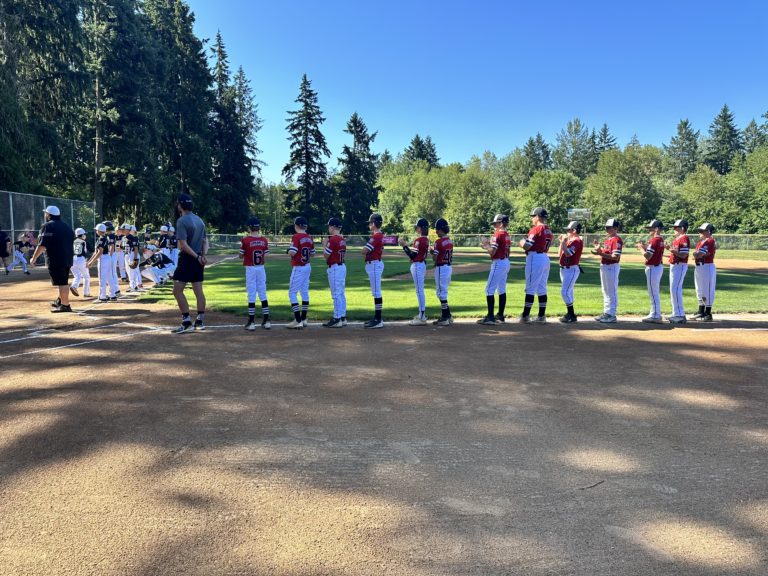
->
[694,263,716,307]
[116,249,126,278]
[10,250,27,272]
[246,265,268,303]
[327,263,347,318]
[124,254,140,290]
[366,260,384,298]
[71,256,91,295]
[485,258,509,296]
[288,264,311,303]
[410,261,426,312]
[599,263,620,316]
[645,264,664,318]
[669,263,688,317]
[434,264,452,301]
[524,252,550,296]
[98,254,117,299]
[559,266,580,307]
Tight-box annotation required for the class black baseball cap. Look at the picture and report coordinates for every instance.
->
[672,219,689,229]
[178,193,194,209]
[247,217,260,228]
[531,207,549,219]
[698,222,715,233]
[646,219,664,229]
[294,216,308,228]
[327,217,342,228]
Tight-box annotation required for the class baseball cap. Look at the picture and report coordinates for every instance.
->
[698,222,715,233]
[130,225,137,232]
[178,193,194,209]
[605,218,621,229]
[414,217,429,230]
[44,206,61,216]
[145,244,157,251]
[646,219,664,229]
[672,219,689,229]
[492,214,509,225]
[294,216,308,228]
[327,217,342,228]
[565,221,582,233]
[247,217,261,228]
[103,221,114,231]
[168,226,174,232]
[95,223,107,233]
[160,225,168,232]
[75,227,86,236]
[530,207,549,219]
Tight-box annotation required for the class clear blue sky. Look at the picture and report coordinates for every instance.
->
[186,0,768,183]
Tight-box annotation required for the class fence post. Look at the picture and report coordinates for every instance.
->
[9,192,15,241]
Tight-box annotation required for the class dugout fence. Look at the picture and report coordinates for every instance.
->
[0,190,96,242]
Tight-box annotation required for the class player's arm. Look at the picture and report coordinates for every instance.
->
[362,237,373,255]
[636,241,653,262]
[239,240,246,260]
[669,244,688,259]
[399,237,417,260]
[693,244,707,262]
[482,235,498,257]
[323,237,332,262]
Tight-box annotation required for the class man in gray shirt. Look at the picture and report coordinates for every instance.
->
[171,193,209,333]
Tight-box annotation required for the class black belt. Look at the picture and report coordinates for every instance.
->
[696,262,710,266]
[435,263,450,267]
[648,264,661,267]
[327,262,344,268]
[560,265,573,269]
[366,259,381,263]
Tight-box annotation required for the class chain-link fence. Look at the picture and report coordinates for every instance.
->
[0,190,96,242]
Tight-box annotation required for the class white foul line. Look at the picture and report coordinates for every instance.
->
[0,322,126,345]
[0,327,162,360]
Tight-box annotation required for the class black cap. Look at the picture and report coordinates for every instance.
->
[605,218,621,229]
[178,193,194,209]
[247,217,260,229]
[530,207,549,219]
[103,221,114,231]
[492,214,509,225]
[672,219,689,230]
[434,218,449,233]
[294,216,308,228]
[415,217,429,231]
[698,222,715,233]
[646,219,664,229]
[565,220,582,233]
[327,217,342,228]
[368,213,383,226]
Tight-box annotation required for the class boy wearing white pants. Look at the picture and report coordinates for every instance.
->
[431,218,454,326]
[636,219,666,323]
[240,217,271,331]
[558,221,584,323]
[70,228,91,297]
[9,238,31,274]
[518,207,553,324]
[286,216,314,329]
[667,219,690,323]
[399,217,430,325]
[362,213,385,329]
[139,245,176,284]
[87,223,117,302]
[322,217,347,328]
[478,214,511,325]
[591,218,623,323]
[692,223,717,322]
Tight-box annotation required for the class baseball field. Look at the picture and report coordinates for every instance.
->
[1,255,767,575]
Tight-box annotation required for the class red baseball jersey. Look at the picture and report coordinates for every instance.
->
[668,234,690,265]
[524,224,554,253]
[240,235,269,266]
[490,229,510,260]
[600,235,623,265]
[365,231,384,262]
[411,236,429,263]
[695,236,716,263]
[288,232,315,266]
[559,237,583,267]
[645,235,665,266]
[433,236,454,265]
[324,235,346,265]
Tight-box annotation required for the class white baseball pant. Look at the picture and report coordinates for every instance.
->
[246,265,268,303]
[116,249,127,278]
[434,265,452,301]
[645,264,664,317]
[669,263,688,317]
[524,252,550,296]
[98,254,117,299]
[71,255,91,295]
[10,250,28,272]
[485,258,510,296]
[410,261,426,312]
[327,263,347,319]
[599,263,620,316]
[124,254,140,290]
[366,260,384,298]
[170,249,179,266]
[559,266,580,306]
[110,250,120,289]
[694,263,716,307]
[288,264,311,303]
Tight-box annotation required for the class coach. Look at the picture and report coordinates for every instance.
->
[29,206,75,313]
[171,193,208,334]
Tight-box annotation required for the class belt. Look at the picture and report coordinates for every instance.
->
[647,264,661,267]
[560,265,573,269]
[528,250,546,254]
[435,263,450,267]
[366,259,381,263]
[695,262,710,266]
[327,262,344,268]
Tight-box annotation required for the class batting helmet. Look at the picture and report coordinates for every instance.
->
[530,207,549,219]
[434,218,450,233]
[492,214,509,225]
[414,217,429,232]
[294,216,308,228]
[327,217,342,228]
[247,217,260,229]
[368,213,383,227]
[565,221,582,233]
[672,219,689,230]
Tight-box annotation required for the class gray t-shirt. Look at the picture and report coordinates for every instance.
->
[175,212,206,254]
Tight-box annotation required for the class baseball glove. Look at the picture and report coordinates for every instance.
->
[128,259,139,269]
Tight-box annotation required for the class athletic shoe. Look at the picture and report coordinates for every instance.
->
[691,312,705,320]
[559,314,577,323]
[531,315,547,324]
[409,315,427,326]
[83,294,92,298]
[51,304,73,313]
[433,316,453,326]
[364,319,384,329]
[323,318,341,328]
[50,298,62,307]
[286,320,303,329]
[517,315,532,324]
[114,291,121,297]
[695,314,713,322]
[301,319,308,328]
[24,271,31,275]
[340,318,348,327]
[641,316,664,324]
[97,298,109,303]
[494,314,505,324]
[194,320,205,331]
[171,322,194,334]
[598,314,617,324]
[261,320,272,330]
[69,286,79,297]
[109,297,117,301]
[594,313,608,321]
[245,321,257,331]
[476,316,497,325]
[668,316,687,324]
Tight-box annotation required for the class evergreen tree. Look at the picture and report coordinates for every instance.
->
[378,149,393,170]
[282,74,331,224]
[522,132,552,173]
[337,112,380,233]
[704,104,743,175]
[596,123,618,153]
[553,118,597,179]
[233,66,263,173]
[663,119,700,183]
[403,134,439,168]
[743,119,767,154]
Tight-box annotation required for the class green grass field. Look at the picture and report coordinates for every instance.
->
[141,248,768,321]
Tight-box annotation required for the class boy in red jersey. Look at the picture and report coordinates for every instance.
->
[240,217,271,331]
[591,218,623,323]
[432,218,454,325]
[692,223,717,322]
[286,216,315,329]
[477,214,511,325]
[322,217,347,328]
[518,207,554,324]
[362,213,385,329]
[558,221,584,323]
[667,219,690,323]
[636,219,666,324]
[399,217,430,325]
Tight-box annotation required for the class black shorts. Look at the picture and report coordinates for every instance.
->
[0,250,9,259]
[49,266,71,286]
[174,253,204,283]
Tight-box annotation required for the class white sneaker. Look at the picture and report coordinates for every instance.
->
[261,320,272,330]
[364,319,384,329]
[245,321,257,331]
[598,315,617,324]
[594,313,608,321]
[433,316,453,326]
[409,315,427,326]
[301,319,308,328]
[668,316,687,324]
[518,315,532,324]
[641,315,664,324]
[340,318,348,327]
[530,315,547,324]
[286,320,303,329]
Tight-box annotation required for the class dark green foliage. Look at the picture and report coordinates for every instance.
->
[704,104,743,175]
[336,113,380,233]
[403,134,439,168]
[663,119,700,182]
[553,118,598,179]
[596,123,618,154]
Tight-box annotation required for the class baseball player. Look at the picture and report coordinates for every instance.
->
[432,218,454,325]
[104,221,121,298]
[131,225,145,290]
[168,226,179,265]
[158,225,170,259]
[636,219,666,323]
[322,217,347,328]
[9,236,31,274]
[399,217,430,325]
[591,218,623,323]
[123,224,141,292]
[87,223,117,302]
[240,217,271,331]
[667,219,690,324]
[115,224,128,282]
[362,213,385,329]
[286,216,315,329]
[558,221,584,323]
[477,214,511,325]
[0,230,11,274]
[518,207,554,323]
[692,223,716,322]
[139,244,176,285]
[69,227,91,297]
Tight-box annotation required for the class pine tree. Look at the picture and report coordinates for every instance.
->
[533,132,552,169]
[233,66,263,173]
[704,104,743,175]
[282,74,331,224]
[743,119,767,154]
[553,118,597,179]
[403,134,439,168]
[378,149,393,170]
[596,123,618,153]
[337,112,380,233]
[663,119,700,182]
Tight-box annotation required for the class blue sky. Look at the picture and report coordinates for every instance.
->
[186,0,768,183]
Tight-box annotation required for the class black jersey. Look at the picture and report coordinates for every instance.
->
[158,235,169,250]
[141,252,173,269]
[13,240,30,251]
[73,238,90,258]
[124,234,139,256]
[168,235,178,249]
[95,235,110,255]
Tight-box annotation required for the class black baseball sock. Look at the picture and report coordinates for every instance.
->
[261,300,270,321]
[567,305,575,317]
[300,301,309,321]
[705,306,712,315]
[698,304,705,315]
[182,312,191,324]
[440,300,449,318]
[486,295,494,317]
[498,293,506,316]
[374,297,382,321]
[522,294,534,317]
[538,295,547,317]
[248,301,256,322]
[292,302,301,322]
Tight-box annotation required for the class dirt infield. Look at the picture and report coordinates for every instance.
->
[1,273,768,575]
